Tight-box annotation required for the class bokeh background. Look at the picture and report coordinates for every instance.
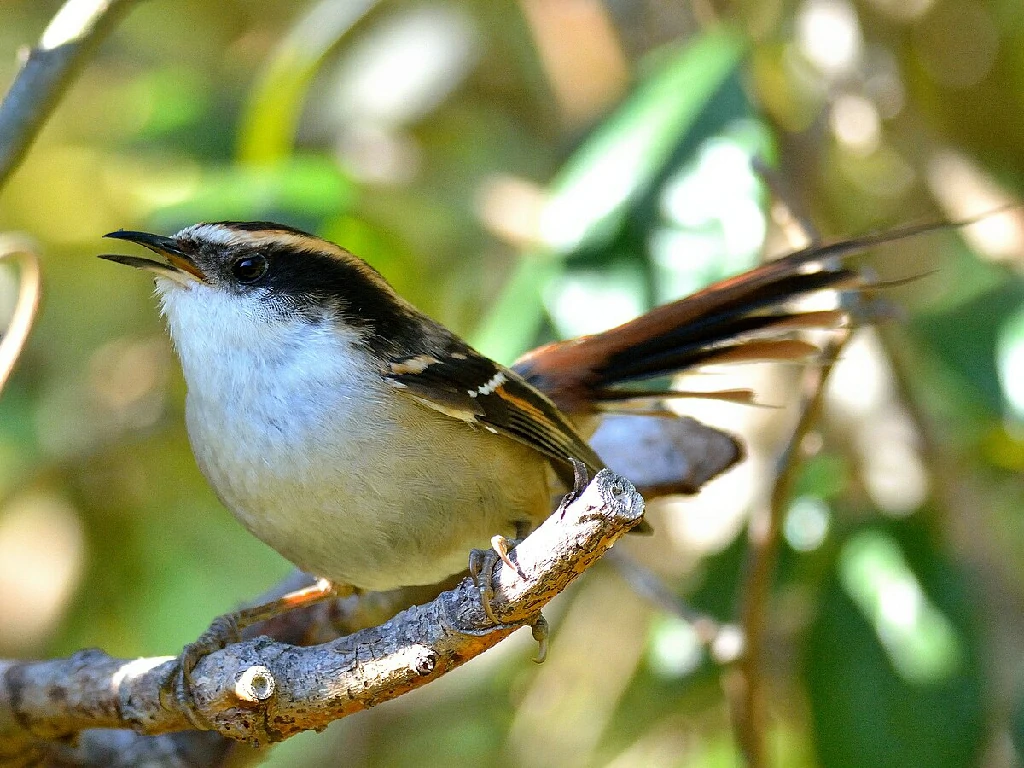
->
[2,0,1024,765]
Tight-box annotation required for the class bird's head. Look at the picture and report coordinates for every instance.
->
[100,221,423,364]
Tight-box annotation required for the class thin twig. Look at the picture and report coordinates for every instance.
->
[731,335,848,767]
[0,470,643,757]
[752,157,821,248]
[606,550,726,647]
[729,170,829,767]
[0,236,40,394]
[0,0,137,188]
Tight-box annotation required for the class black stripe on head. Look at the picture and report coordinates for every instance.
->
[210,221,315,237]
[250,241,430,359]
[174,222,449,360]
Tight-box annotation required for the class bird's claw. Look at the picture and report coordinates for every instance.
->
[160,613,241,730]
[469,535,549,661]
[469,532,526,622]
[531,613,549,663]
[557,458,590,519]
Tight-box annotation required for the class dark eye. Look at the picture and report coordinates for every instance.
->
[231,254,269,284]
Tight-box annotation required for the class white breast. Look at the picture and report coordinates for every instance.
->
[157,279,552,590]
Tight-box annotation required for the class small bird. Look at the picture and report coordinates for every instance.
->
[100,218,929,686]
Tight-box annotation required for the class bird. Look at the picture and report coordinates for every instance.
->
[98,220,860,587]
[98,217,937,719]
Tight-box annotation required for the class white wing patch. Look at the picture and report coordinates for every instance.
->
[469,371,506,398]
[389,355,439,375]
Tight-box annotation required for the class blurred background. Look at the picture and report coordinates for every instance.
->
[1,0,1023,765]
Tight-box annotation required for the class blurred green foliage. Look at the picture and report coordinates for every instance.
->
[1,1,1024,766]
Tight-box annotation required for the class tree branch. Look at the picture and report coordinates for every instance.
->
[0,469,644,758]
[0,575,448,768]
[728,170,833,768]
[730,336,847,768]
[0,235,40,394]
[0,0,137,189]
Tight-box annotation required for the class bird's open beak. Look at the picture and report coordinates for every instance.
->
[99,230,206,284]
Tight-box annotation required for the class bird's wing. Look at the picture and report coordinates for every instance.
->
[385,342,604,473]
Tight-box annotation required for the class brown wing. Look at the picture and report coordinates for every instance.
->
[385,343,604,473]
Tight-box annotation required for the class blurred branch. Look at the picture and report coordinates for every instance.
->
[4,729,247,768]
[0,235,40,394]
[0,0,137,189]
[753,157,820,248]
[730,335,848,768]
[0,470,644,762]
[608,550,728,648]
[728,177,834,768]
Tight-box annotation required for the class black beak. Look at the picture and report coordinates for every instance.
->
[104,230,184,255]
[99,230,205,282]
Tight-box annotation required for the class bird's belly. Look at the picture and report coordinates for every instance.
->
[186,390,553,591]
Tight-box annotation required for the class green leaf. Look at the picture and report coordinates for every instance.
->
[237,0,380,164]
[806,524,985,768]
[150,156,354,230]
[539,29,746,255]
[997,303,1024,421]
[471,253,561,362]
[472,28,745,361]
[912,277,1024,415]
[793,454,850,500]
[1012,684,1024,763]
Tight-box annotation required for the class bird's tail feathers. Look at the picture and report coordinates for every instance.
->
[514,214,990,413]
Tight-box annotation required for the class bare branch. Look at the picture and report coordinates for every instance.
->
[723,161,838,768]
[731,335,849,768]
[0,0,137,188]
[752,157,821,248]
[0,470,644,757]
[0,575,444,767]
[0,235,40,394]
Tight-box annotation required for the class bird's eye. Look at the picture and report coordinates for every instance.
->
[231,254,269,284]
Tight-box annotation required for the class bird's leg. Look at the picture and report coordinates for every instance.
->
[467,463,591,662]
[469,458,591,609]
[468,536,551,663]
[469,520,532,624]
[162,578,353,729]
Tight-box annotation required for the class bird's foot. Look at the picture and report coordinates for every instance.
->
[160,613,241,730]
[160,577,350,729]
[469,525,550,662]
[530,612,549,664]
[469,534,523,624]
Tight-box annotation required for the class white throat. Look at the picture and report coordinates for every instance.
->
[157,278,372,400]
[155,277,384,479]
